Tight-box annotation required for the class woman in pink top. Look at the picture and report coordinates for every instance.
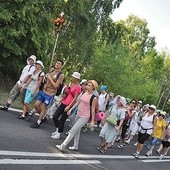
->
[56,80,98,151]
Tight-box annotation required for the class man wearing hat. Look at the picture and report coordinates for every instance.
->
[0,55,36,111]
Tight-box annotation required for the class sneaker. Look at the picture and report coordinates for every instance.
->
[16,114,25,120]
[51,130,58,136]
[68,146,78,151]
[0,106,8,111]
[156,149,160,154]
[125,139,131,144]
[133,152,140,159]
[158,154,164,160]
[56,144,65,151]
[134,142,137,147]
[118,144,124,149]
[115,137,120,142]
[51,133,60,139]
[145,151,152,157]
[65,131,69,136]
[29,122,41,128]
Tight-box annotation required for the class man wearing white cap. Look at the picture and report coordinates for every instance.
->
[0,55,36,111]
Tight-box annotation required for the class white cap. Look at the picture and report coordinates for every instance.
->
[35,60,44,68]
[80,79,87,85]
[71,72,81,79]
[28,55,36,63]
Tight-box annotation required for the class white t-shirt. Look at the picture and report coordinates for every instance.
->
[17,65,35,85]
[140,113,154,135]
[98,93,107,111]
[27,71,45,92]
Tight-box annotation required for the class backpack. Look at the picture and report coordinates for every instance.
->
[166,125,170,138]
[55,72,65,96]
[38,71,45,91]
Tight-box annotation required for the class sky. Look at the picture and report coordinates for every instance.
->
[110,0,170,52]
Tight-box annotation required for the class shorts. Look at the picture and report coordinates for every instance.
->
[24,90,38,104]
[138,132,150,144]
[37,91,54,107]
[150,137,160,146]
[162,140,170,148]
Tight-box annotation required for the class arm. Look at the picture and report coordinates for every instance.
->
[64,93,79,112]
[67,100,80,116]
[47,73,64,89]
[19,75,32,88]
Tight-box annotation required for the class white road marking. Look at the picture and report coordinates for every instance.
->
[0,159,101,165]
[141,159,170,163]
[0,150,170,159]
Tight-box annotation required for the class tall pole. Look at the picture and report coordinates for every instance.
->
[50,31,60,68]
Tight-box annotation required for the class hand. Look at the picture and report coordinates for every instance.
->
[46,73,51,79]
[31,91,35,97]
[64,106,70,112]
[67,110,72,116]
[90,121,94,128]
[115,126,119,132]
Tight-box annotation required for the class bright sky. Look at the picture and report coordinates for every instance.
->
[111,0,170,52]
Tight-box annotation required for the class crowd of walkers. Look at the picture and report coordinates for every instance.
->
[0,55,170,160]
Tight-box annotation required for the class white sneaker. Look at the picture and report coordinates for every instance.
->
[134,142,137,146]
[159,154,164,160]
[51,133,60,139]
[146,151,152,157]
[68,146,78,151]
[51,130,58,136]
[56,145,64,151]
[125,139,130,144]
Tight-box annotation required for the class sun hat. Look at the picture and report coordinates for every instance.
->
[35,60,44,68]
[113,95,126,107]
[149,105,156,111]
[80,79,87,85]
[28,55,36,63]
[88,80,98,90]
[71,72,81,79]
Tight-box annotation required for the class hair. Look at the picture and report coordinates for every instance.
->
[56,59,64,66]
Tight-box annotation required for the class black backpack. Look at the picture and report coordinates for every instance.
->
[55,72,65,96]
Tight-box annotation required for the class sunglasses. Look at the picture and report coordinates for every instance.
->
[149,107,155,110]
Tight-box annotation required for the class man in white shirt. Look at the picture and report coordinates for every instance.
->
[0,55,36,111]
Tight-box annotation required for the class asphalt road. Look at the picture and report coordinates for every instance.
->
[0,109,169,170]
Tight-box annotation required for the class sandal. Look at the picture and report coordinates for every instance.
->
[118,144,124,149]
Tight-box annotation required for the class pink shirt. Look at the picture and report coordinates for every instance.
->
[62,84,81,106]
[78,92,94,118]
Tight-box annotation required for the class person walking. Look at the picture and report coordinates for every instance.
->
[51,72,81,139]
[16,60,45,119]
[55,80,98,151]
[0,55,36,111]
[97,95,126,153]
[133,105,157,159]
[29,59,65,128]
